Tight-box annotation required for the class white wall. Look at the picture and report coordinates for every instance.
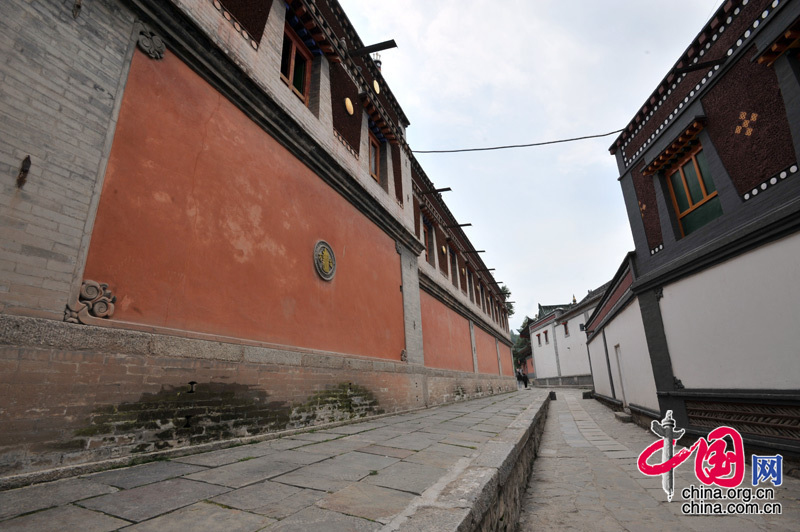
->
[530,322,559,379]
[661,231,800,390]
[588,337,613,398]
[602,299,659,411]
[553,310,594,377]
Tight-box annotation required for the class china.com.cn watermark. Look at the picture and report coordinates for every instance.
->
[637,410,784,516]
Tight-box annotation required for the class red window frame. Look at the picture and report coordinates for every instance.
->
[369,133,380,183]
[280,24,313,105]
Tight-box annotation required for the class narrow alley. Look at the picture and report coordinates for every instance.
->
[518,389,800,531]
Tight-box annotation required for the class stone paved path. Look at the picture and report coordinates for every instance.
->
[517,388,800,532]
[0,391,546,531]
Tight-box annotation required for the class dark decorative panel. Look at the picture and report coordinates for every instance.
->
[631,163,663,252]
[435,225,448,275]
[413,196,420,238]
[622,0,771,161]
[218,0,273,44]
[686,400,800,442]
[702,48,797,196]
[391,143,403,203]
[329,63,362,154]
[457,253,467,293]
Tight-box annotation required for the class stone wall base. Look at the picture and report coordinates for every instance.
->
[531,375,593,387]
[0,315,514,483]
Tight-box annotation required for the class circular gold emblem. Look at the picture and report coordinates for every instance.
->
[345,97,354,116]
[314,241,336,281]
[373,80,381,94]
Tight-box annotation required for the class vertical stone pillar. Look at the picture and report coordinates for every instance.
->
[495,337,502,375]
[397,242,423,365]
[469,320,478,373]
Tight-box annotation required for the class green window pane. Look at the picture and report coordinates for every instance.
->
[280,34,292,79]
[670,169,690,212]
[681,196,723,235]
[695,150,716,194]
[682,159,704,204]
[292,52,307,95]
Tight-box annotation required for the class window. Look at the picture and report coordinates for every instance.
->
[422,218,435,267]
[449,246,458,288]
[536,334,541,346]
[666,146,722,236]
[369,133,380,182]
[423,224,430,262]
[280,25,312,104]
[467,269,474,302]
[544,330,549,344]
[564,322,569,337]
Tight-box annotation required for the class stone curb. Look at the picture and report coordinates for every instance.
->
[398,393,550,531]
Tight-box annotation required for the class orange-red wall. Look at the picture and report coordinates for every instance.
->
[474,326,500,375]
[500,344,514,377]
[419,291,474,372]
[83,50,405,360]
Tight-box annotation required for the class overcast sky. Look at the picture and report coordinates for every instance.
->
[338,0,724,331]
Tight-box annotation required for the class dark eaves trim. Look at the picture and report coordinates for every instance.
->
[124,0,424,256]
[585,252,636,331]
[419,272,512,347]
[632,195,800,293]
[584,290,636,344]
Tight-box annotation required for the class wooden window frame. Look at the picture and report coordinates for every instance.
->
[280,23,313,105]
[423,224,430,262]
[369,133,381,183]
[544,330,549,344]
[449,246,458,288]
[564,322,569,337]
[537,334,541,346]
[665,145,718,237]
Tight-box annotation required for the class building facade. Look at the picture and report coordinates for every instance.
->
[0,0,514,478]
[527,288,605,387]
[595,0,800,454]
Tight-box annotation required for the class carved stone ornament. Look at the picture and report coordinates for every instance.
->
[314,241,336,281]
[673,376,685,390]
[65,280,116,324]
[135,22,166,60]
[655,287,664,301]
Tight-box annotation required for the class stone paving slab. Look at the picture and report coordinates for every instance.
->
[317,483,417,522]
[0,478,117,520]
[78,478,230,522]
[0,391,550,531]
[0,504,129,532]
[362,461,447,495]
[120,502,274,532]
[86,461,207,489]
[182,456,299,488]
[518,388,800,532]
[173,444,276,467]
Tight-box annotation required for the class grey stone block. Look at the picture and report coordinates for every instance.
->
[0,478,118,520]
[0,504,130,532]
[84,460,206,489]
[363,461,446,495]
[77,478,229,523]
[120,501,274,532]
[268,506,379,532]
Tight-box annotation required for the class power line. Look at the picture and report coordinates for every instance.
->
[412,128,624,154]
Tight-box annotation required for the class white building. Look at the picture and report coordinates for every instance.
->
[528,285,607,386]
